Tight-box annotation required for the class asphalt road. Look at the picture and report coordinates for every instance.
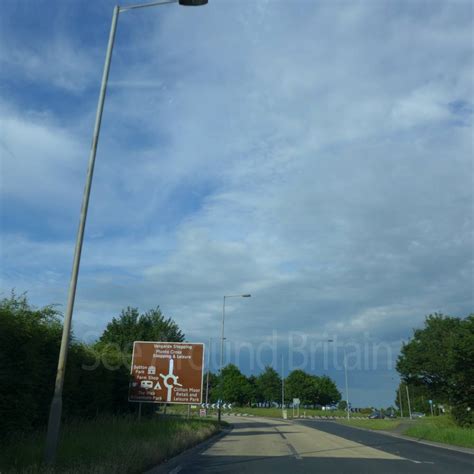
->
[172,416,473,473]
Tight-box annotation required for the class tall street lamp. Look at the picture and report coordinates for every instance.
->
[44,0,208,465]
[205,336,223,407]
[343,344,350,420]
[218,294,251,422]
[328,339,350,420]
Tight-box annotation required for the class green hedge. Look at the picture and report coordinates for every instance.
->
[0,294,132,438]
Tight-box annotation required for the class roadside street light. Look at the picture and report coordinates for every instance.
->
[206,336,224,407]
[44,0,208,465]
[328,339,350,420]
[343,345,350,420]
[218,294,251,422]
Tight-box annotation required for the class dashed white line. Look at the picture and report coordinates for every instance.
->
[407,459,435,465]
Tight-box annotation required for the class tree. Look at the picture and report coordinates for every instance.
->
[285,370,318,405]
[97,306,184,354]
[204,371,220,403]
[285,370,341,406]
[316,375,341,406]
[338,400,347,411]
[247,375,262,405]
[396,313,474,426]
[0,293,135,437]
[256,366,281,405]
[0,292,62,435]
[219,364,252,405]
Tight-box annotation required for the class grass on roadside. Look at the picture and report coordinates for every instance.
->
[218,406,354,418]
[0,415,221,474]
[404,416,474,449]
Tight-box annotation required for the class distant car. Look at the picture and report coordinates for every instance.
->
[411,412,426,418]
[368,412,385,419]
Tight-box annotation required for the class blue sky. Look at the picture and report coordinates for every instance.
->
[1,0,473,407]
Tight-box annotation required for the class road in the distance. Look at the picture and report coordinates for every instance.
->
[173,416,473,474]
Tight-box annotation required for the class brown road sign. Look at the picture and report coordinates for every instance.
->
[129,341,204,404]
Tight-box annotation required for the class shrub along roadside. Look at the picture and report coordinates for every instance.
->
[182,406,355,419]
[0,415,221,473]
[403,416,474,449]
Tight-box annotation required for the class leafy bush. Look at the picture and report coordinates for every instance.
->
[397,313,474,427]
[0,293,132,438]
[451,402,474,428]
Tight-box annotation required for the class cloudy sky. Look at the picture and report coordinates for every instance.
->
[1,0,472,407]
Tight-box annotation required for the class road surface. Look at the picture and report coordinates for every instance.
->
[171,416,473,473]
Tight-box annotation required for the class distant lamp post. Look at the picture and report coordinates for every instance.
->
[328,339,350,420]
[206,336,224,407]
[218,294,251,422]
[43,0,208,465]
[343,345,350,420]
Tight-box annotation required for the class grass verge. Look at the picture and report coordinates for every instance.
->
[227,406,357,418]
[164,404,366,420]
[336,416,474,449]
[0,415,221,473]
[403,416,474,449]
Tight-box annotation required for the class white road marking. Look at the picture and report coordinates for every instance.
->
[169,466,182,474]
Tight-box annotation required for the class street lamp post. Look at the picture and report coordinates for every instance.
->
[206,337,211,407]
[43,0,207,465]
[327,339,350,419]
[218,294,251,423]
[281,354,285,417]
[343,345,350,420]
[205,336,223,408]
[406,384,413,420]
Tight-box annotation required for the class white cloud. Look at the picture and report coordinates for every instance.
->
[0,102,84,208]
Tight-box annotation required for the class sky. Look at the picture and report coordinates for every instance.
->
[1,0,473,407]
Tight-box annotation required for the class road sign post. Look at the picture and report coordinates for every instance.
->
[129,342,204,404]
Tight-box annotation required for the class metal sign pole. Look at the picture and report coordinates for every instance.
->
[398,386,404,418]
[406,385,413,420]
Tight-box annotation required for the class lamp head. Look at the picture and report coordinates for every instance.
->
[179,0,208,5]
[242,294,251,298]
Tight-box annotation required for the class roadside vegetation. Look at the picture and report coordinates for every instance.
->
[403,416,474,449]
[0,293,342,471]
[155,402,353,420]
[337,418,401,431]
[337,416,474,449]
[222,406,353,418]
[0,415,220,473]
[396,313,473,428]
[0,293,343,439]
